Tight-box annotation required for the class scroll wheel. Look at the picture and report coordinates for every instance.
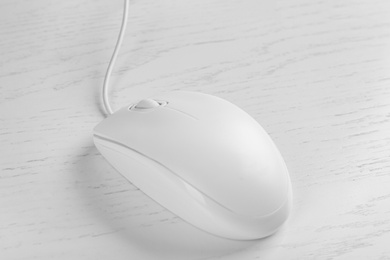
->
[135,99,160,109]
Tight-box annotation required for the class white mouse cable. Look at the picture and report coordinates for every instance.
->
[102,0,130,116]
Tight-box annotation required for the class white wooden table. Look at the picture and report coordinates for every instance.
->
[1,0,390,259]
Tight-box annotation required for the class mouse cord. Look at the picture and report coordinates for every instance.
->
[102,0,130,116]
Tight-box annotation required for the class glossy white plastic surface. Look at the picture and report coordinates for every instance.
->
[93,91,292,240]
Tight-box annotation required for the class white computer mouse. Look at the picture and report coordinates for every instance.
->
[93,91,292,240]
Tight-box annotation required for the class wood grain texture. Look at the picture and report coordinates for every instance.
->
[1,0,390,259]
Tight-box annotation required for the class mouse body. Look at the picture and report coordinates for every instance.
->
[93,91,292,240]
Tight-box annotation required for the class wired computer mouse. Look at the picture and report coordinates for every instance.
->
[93,91,292,240]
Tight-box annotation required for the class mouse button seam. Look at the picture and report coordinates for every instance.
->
[93,134,145,160]
[163,106,199,120]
